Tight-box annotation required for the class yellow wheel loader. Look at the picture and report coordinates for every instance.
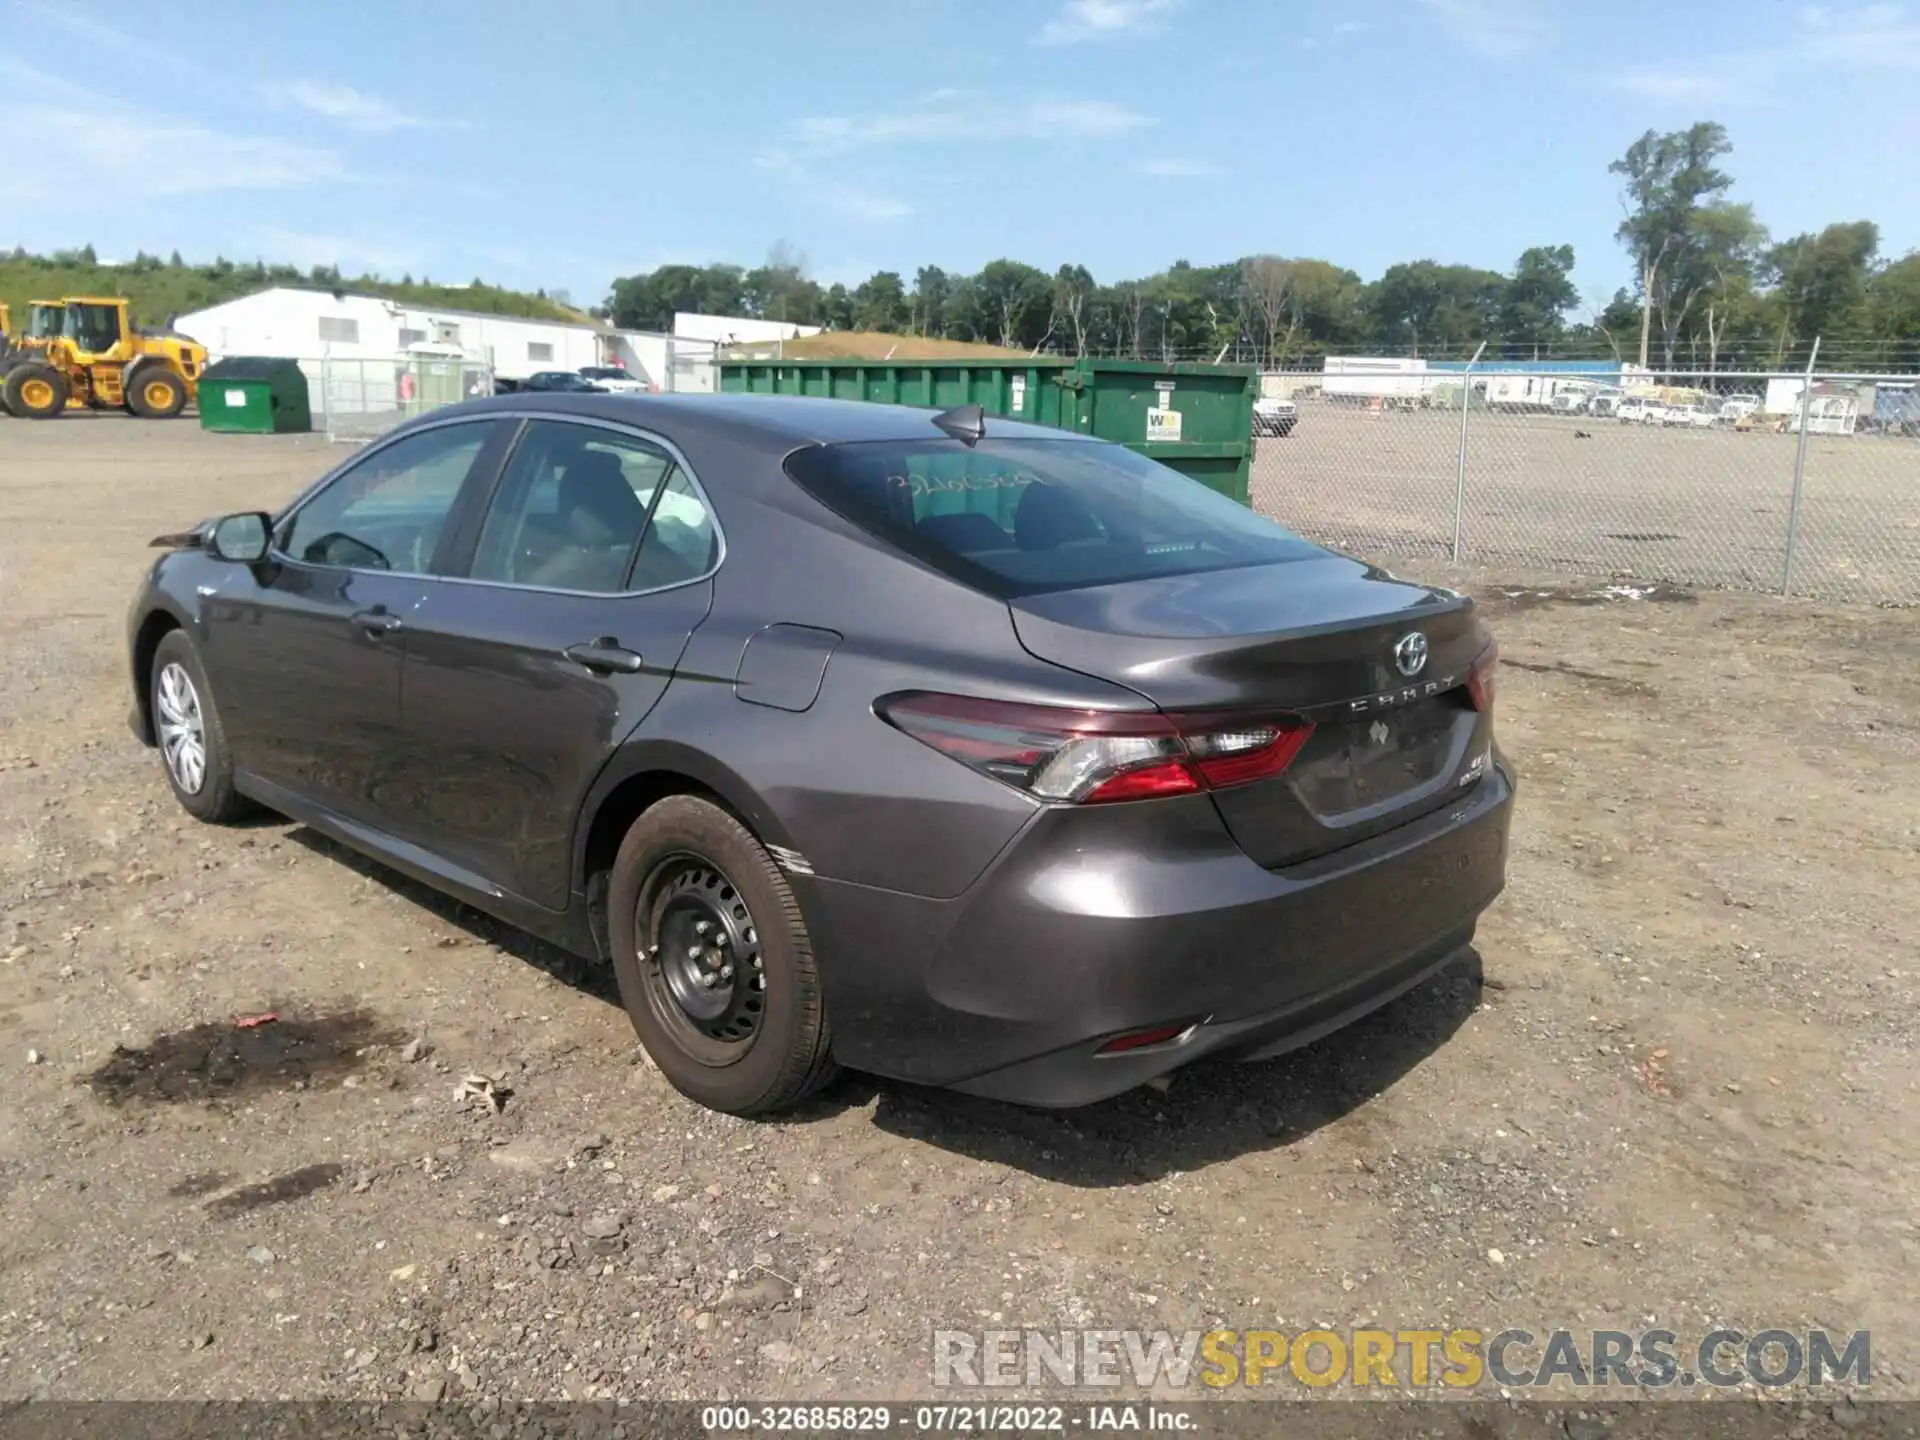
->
[0,297,206,419]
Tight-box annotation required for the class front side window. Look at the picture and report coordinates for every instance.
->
[783,437,1323,599]
[280,421,497,574]
[469,421,685,592]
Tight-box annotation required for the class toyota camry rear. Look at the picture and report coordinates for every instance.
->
[765,417,1514,1107]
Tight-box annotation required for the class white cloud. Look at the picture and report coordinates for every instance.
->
[1037,0,1178,45]
[1332,20,1372,34]
[251,229,424,275]
[1137,157,1224,177]
[271,80,436,133]
[1607,2,1920,106]
[1415,0,1548,58]
[789,92,1151,158]
[1609,70,1747,103]
[0,104,349,202]
[755,150,913,223]
[762,89,1150,224]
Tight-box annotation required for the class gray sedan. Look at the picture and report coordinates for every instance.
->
[125,393,1512,1115]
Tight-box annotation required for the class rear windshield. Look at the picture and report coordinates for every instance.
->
[783,437,1324,599]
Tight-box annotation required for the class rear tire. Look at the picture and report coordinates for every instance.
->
[2,363,69,419]
[150,630,251,823]
[127,367,187,419]
[608,796,836,1116]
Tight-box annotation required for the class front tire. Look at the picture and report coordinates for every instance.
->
[150,630,250,822]
[608,796,836,1116]
[127,368,188,419]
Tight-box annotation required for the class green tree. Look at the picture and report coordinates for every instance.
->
[973,259,1052,348]
[1367,261,1503,354]
[1498,245,1578,353]
[852,270,909,332]
[1240,256,1296,365]
[1765,221,1879,362]
[1052,264,1096,353]
[1867,251,1920,345]
[910,266,951,336]
[821,282,855,331]
[1608,121,1746,367]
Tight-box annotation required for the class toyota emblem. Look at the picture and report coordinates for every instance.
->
[1393,632,1429,677]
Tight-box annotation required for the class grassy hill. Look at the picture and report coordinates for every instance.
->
[0,247,585,331]
[718,331,1035,361]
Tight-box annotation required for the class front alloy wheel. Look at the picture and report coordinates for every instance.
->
[155,661,207,794]
[149,629,250,823]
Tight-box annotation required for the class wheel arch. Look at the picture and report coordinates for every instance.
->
[573,741,799,963]
[130,605,189,745]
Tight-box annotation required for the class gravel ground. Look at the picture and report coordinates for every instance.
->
[1252,401,1920,605]
[0,416,1915,1411]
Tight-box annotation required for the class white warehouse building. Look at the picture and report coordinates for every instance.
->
[174,286,710,391]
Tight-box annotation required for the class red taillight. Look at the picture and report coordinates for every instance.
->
[1467,642,1498,713]
[875,692,1315,805]
[1096,1023,1192,1055]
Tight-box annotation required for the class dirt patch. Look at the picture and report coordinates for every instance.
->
[1478,580,1700,614]
[83,1009,406,1106]
[204,1163,346,1217]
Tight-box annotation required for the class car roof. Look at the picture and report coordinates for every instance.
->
[424,391,1096,452]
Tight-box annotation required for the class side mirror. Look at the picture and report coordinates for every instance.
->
[208,511,272,563]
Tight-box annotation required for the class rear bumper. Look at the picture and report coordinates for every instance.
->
[806,760,1514,1107]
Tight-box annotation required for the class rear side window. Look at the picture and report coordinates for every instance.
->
[469,420,676,592]
[782,437,1323,598]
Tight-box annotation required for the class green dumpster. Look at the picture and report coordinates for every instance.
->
[718,356,1257,504]
[198,356,313,434]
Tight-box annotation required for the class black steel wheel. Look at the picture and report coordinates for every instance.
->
[607,795,835,1115]
[638,854,768,1060]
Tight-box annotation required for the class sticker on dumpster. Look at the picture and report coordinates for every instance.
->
[224,388,247,407]
[1010,375,1026,414]
[1147,408,1183,442]
[1154,380,1176,409]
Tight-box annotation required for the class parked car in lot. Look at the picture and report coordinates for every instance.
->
[125,394,1511,1116]
[580,365,650,395]
[519,371,609,394]
[1615,397,1651,424]
[1252,396,1297,436]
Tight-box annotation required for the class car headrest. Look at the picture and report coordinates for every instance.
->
[558,451,644,542]
[916,511,1009,554]
[1013,481,1103,551]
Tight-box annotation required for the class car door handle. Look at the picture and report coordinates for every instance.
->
[351,607,402,636]
[564,638,644,674]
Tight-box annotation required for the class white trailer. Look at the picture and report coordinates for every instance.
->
[1321,356,1432,402]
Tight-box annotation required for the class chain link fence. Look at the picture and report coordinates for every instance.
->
[1250,368,1920,605]
[306,355,494,444]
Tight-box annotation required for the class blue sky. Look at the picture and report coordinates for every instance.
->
[3,0,1916,313]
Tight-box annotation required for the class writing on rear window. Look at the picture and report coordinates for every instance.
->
[887,470,1038,496]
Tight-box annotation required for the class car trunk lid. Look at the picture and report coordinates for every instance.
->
[1009,554,1492,867]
